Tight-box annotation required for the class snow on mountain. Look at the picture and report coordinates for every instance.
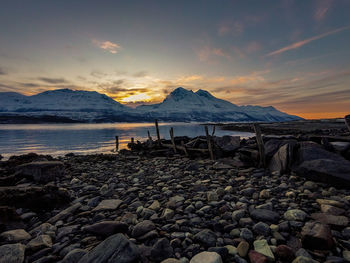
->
[136,87,301,122]
[0,87,302,122]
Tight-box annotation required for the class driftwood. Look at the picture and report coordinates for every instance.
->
[115,136,119,152]
[345,115,350,132]
[205,126,214,160]
[253,123,266,168]
[169,127,177,153]
[155,119,161,145]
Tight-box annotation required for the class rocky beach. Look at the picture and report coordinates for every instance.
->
[1,123,350,263]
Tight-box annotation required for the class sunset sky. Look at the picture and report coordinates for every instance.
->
[0,0,349,119]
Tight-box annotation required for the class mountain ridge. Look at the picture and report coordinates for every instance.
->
[0,87,302,123]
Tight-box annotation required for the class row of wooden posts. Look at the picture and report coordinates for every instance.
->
[114,120,266,165]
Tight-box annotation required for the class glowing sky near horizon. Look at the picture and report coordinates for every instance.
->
[0,0,349,119]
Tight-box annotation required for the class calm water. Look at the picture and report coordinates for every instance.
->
[0,123,253,158]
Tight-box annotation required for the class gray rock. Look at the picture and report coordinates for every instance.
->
[213,136,240,152]
[190,251,222,263]
[284,209,308,221]
[194,229,217,247]
[250,209,280,223]
[60,248,86,263]
[150,238,174,262]
[240,228,253,243]
[0,229,31,243]
[269,141,296,174]
[16,161,64,183]
[47,203,81,224]
[253,222,270,236]
[92,199,123,212]
[27,234,53,252]
[301,221,334,250]
[78,233,140,263]
[0,243,25,263]
[132,220,156,237]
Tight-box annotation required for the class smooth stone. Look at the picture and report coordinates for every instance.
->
[250,209,280,223]
[78,233,140,263]
[284,209,308,221]
[27,235,53,252]
[92,199,123,212]
[225,245,237,255]
[316,199,344,208]
[0,243,25,263]
[16,161,64,183]
[194,229,217,247]
[240,228,253,243]
[161,259,181,263]
[150,238,174,262]
[162,208,175,220]
[149,200,161,211]
[190,251,222,263]
[0,229,31,243]
[275,245,295,261]
[253,222,270,236]
[320,204,345,215]
[132,220,156,237]
[207,192,219,202]
[248,250,268,263]
[253,239,274,260]
[237,241,249,257]
[310,213,349,227]
[47,203,82,224]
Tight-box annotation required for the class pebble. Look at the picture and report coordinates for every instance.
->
[190,251,222,263]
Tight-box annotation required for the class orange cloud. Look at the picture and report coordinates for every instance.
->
[266,26,350,56]
[92,39,121,54]
[314,0,333,21]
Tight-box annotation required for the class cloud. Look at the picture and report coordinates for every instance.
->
[92,39,121,54]
[177,75,203,83]
[195,46,231,62]
[245,41,261,54]
[218,21,244,36]
[133,71,148,78]
[0,67,6,75]
[266,26,350,56]
[38,77,68,84]
[314,0,333,21]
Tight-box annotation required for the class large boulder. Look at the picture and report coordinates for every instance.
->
[264,139,297,161]
[213,136,240,152]
[78,233,140,263]
[0,243,25,263]
[292,142,350,186]
[301,221,334,250]
[16,161,64,183]
[269,141,296,174]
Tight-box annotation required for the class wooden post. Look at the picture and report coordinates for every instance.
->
[205,126,214,160]
[253,123,265,168]
[115,136,119,152]
[181,141,188,157]
[169,127,177,153]
[345,115,350,132]
[155,119,161,145]
[211,125,216,136]
[131,137,134,144]
[147,130,153,147]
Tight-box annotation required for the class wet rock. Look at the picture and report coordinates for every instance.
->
[16,161,64,183]
[269,142,296,174]
[240,228,253,243]
[284,209,308,221]
[253,239,274,261]
[83,221,128,237]
[150,238,174,262]
[132,220,156,237]
[0,229,31,243]
[194,229,217,248]
[208,247,228,259]
[161,259,181,263]
[253,222,270,236]
[149,200,161,211]
[301,221,334,250]
[250,209,280,223]
[213,136,240,152]
[190,251,222,263]
[0,243,25,263]
[316,199,344,208]
[78,233,140,263]
[92,199,123,212]
[292,256,319,263]
[320,204,345,215]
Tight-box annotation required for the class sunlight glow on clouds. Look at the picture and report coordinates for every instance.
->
[92,39,121,54]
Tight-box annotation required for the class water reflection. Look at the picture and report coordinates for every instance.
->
[0,123,253,158]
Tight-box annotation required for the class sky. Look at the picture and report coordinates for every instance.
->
[0,0,349,119]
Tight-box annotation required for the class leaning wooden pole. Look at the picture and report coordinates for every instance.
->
[345,115,350,132]
[253,123,266,168]
[155,119,161,145]
[169,127,177,153]
[181,141,189,157]
[205,125,214,160]
[115,136,119,152]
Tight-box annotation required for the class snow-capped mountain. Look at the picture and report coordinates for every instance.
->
[0,87,302,122]
[136,87,301,122]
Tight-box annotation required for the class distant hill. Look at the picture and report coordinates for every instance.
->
[0,87,302,123]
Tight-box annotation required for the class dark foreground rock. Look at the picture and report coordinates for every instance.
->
[78,233,140,263]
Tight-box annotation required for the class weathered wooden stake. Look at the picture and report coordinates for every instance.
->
[147,130,153,147]
[169,127,177,153]
[345,115,350,132]
[211,125,216,136]
[155,119,161,145]
[181,141,188,156]
[253,123,266,168]
[131,137,135,144]
[205,125,214,160]
[115,136,119,152]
